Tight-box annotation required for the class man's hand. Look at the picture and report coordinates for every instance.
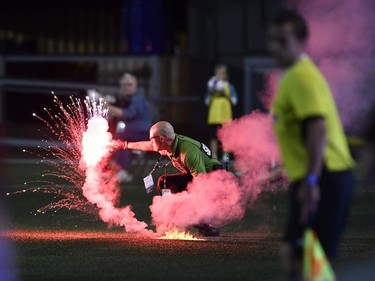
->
[111,140,128,150]
[298,182,320,226]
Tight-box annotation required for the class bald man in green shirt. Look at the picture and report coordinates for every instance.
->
[113,121,224,236]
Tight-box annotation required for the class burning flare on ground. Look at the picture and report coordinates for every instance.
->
[159,228,205,241]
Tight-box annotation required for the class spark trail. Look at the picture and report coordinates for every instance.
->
[9,93,149,234]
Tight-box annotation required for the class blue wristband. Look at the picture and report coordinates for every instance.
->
[306,174,318,186]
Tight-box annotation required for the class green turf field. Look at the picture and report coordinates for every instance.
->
[1,161,375,281]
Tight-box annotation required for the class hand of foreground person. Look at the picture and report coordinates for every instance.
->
[110,139,128,150]
[298,182,320,226]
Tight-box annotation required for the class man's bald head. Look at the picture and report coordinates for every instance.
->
[151,121,175,140]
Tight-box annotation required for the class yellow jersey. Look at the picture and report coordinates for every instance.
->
[271,57,354,181]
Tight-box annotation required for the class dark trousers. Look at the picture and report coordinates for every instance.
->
[284,167,355,258]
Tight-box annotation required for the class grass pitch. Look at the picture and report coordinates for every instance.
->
[2,162,375,281]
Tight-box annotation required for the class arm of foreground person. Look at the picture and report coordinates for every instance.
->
[111,139,155,152]
[299,117,326,225]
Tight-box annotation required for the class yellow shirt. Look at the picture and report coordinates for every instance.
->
[271,57,354,181]
[207,84,232,124]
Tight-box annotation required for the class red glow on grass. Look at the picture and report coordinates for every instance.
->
[1,229,278,243]
[1,230,139,242]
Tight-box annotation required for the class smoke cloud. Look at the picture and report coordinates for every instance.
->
[220,111,284,200]
[150,170,243,234]
[291,0,375,135]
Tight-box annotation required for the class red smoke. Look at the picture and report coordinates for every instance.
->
[256,70,279,112]
[289,0,375,134]
[219,111,283,202]
[150,170,243,234]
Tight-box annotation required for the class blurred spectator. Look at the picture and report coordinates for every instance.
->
[205,63,238,162]
[267,10,355,280]
[106,73,153,183]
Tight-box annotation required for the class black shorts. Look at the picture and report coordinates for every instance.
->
[284,167,355,258]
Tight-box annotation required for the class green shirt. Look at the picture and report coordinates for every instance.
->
[271,57,354,181]
[168,134,221,177]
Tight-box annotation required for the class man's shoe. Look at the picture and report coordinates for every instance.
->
[194,224,220,237]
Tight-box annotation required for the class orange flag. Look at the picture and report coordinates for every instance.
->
[303,229,336,281]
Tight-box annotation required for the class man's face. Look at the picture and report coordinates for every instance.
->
[120,77,137,97]
[149,128,163,152]
[267,23,303,68]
